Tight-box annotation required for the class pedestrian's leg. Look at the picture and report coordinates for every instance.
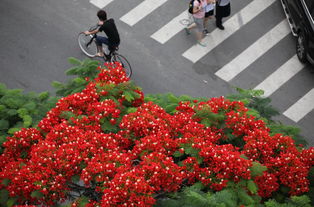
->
[95,36,109,56]
[195,18,206,47]
[203,17,210,35]
[185,22,196,35]
[216,16,224,30]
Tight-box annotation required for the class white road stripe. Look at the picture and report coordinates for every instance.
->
[283,88,314,122]
[254,55,304,97]
[182,0,276,63]
[215,20,290,82]
[120,0,168,26]
[90,0,114,8]
[151,11,188,44]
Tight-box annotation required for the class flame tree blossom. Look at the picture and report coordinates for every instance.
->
[0,63,313,206]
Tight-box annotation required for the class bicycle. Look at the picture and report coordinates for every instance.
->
[78,24,132,78]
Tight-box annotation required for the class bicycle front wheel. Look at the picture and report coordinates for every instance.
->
[111,54,132,78]
[78,32,97,57]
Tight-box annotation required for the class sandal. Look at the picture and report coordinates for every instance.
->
[95,53,104,57]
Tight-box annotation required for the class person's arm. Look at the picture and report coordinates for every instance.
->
[192,2,202,13]
[84,20,103,35]
[84,29,99,35]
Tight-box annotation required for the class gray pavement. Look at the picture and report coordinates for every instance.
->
[0,0,313,146]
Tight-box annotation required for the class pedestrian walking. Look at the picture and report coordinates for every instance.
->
[203,0,216,35]
[185,0,207,47]
[215,0,231,30]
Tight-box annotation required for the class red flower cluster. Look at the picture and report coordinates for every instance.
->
[0,64,313,206]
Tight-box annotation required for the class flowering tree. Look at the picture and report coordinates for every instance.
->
[0,62,313,207]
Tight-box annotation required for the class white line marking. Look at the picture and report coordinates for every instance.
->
[151,11,188,44]
[120,0,168,26]
[254,55,304,97]
[182,0,276,63]
[89,0,114,8]
[283,88,314,122]
[215,20,290,82]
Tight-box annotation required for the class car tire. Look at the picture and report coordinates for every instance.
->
[296,31,308,63]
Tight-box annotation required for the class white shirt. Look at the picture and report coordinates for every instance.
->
[218,0,230,6]
[205,3,215,12]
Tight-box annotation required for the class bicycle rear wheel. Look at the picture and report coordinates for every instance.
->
[111,54,132,78]
[78,32,97,57]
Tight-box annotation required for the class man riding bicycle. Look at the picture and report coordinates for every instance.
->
[84,10,120,58]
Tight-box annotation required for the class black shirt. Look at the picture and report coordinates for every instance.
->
[99,19,120,45]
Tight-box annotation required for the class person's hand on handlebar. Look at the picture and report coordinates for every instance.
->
[84,29,99,35]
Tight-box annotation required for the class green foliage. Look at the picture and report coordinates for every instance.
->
[250,161,267,178]
[305,167,314,205]
[145,93,207,114]
[52,57,100,97]
[267,122,307,146]
[0,189,9,207]
[264,195,312,207]
[155,182,264,207]
[0,83,57,154]
[31,190,44,199]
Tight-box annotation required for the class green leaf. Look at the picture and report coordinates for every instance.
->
[38,91,50,101]
[73,77,86,85]
[59,111,76,120]
[237,188,255,205]
[173,151,183,157]
[68,57,82,65]
[167,93,179,103]
[101,120,118,133]
[126,107,137,114]
[0,189,9,207]
[290,195,311,206]
[23,101,37,111]
[6,197,17,207]
[8,128,20,134]
[17,108,28,117]
[200,119,211,127]
[6,109,17,116]
[165,103,177,114]
[31,190,44,199]
[247,180,258,194]
[71,174,81,183]
[51,81,63,89]
[240,154,249,160]
[0,120,9,130]
[1,178,10,186]
[77,196,90,207]
[123,91,134,102]
[250,162,267,177]
[22,115,32,128]
[189,182,205,192]
[179,95,193,101]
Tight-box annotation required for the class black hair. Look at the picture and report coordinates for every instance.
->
[97,10,107,21]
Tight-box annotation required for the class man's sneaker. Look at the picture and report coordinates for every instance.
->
[185,28,191,35]
[203,29,209,35]
[217,24,225,30]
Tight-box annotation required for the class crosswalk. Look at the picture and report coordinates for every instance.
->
[90,0,314,123]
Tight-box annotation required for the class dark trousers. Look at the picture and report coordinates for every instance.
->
[95,36,119,52]
[215,3,231,26]
[216,16,223,27]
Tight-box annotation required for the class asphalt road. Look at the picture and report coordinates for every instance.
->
[0,0,313,146]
